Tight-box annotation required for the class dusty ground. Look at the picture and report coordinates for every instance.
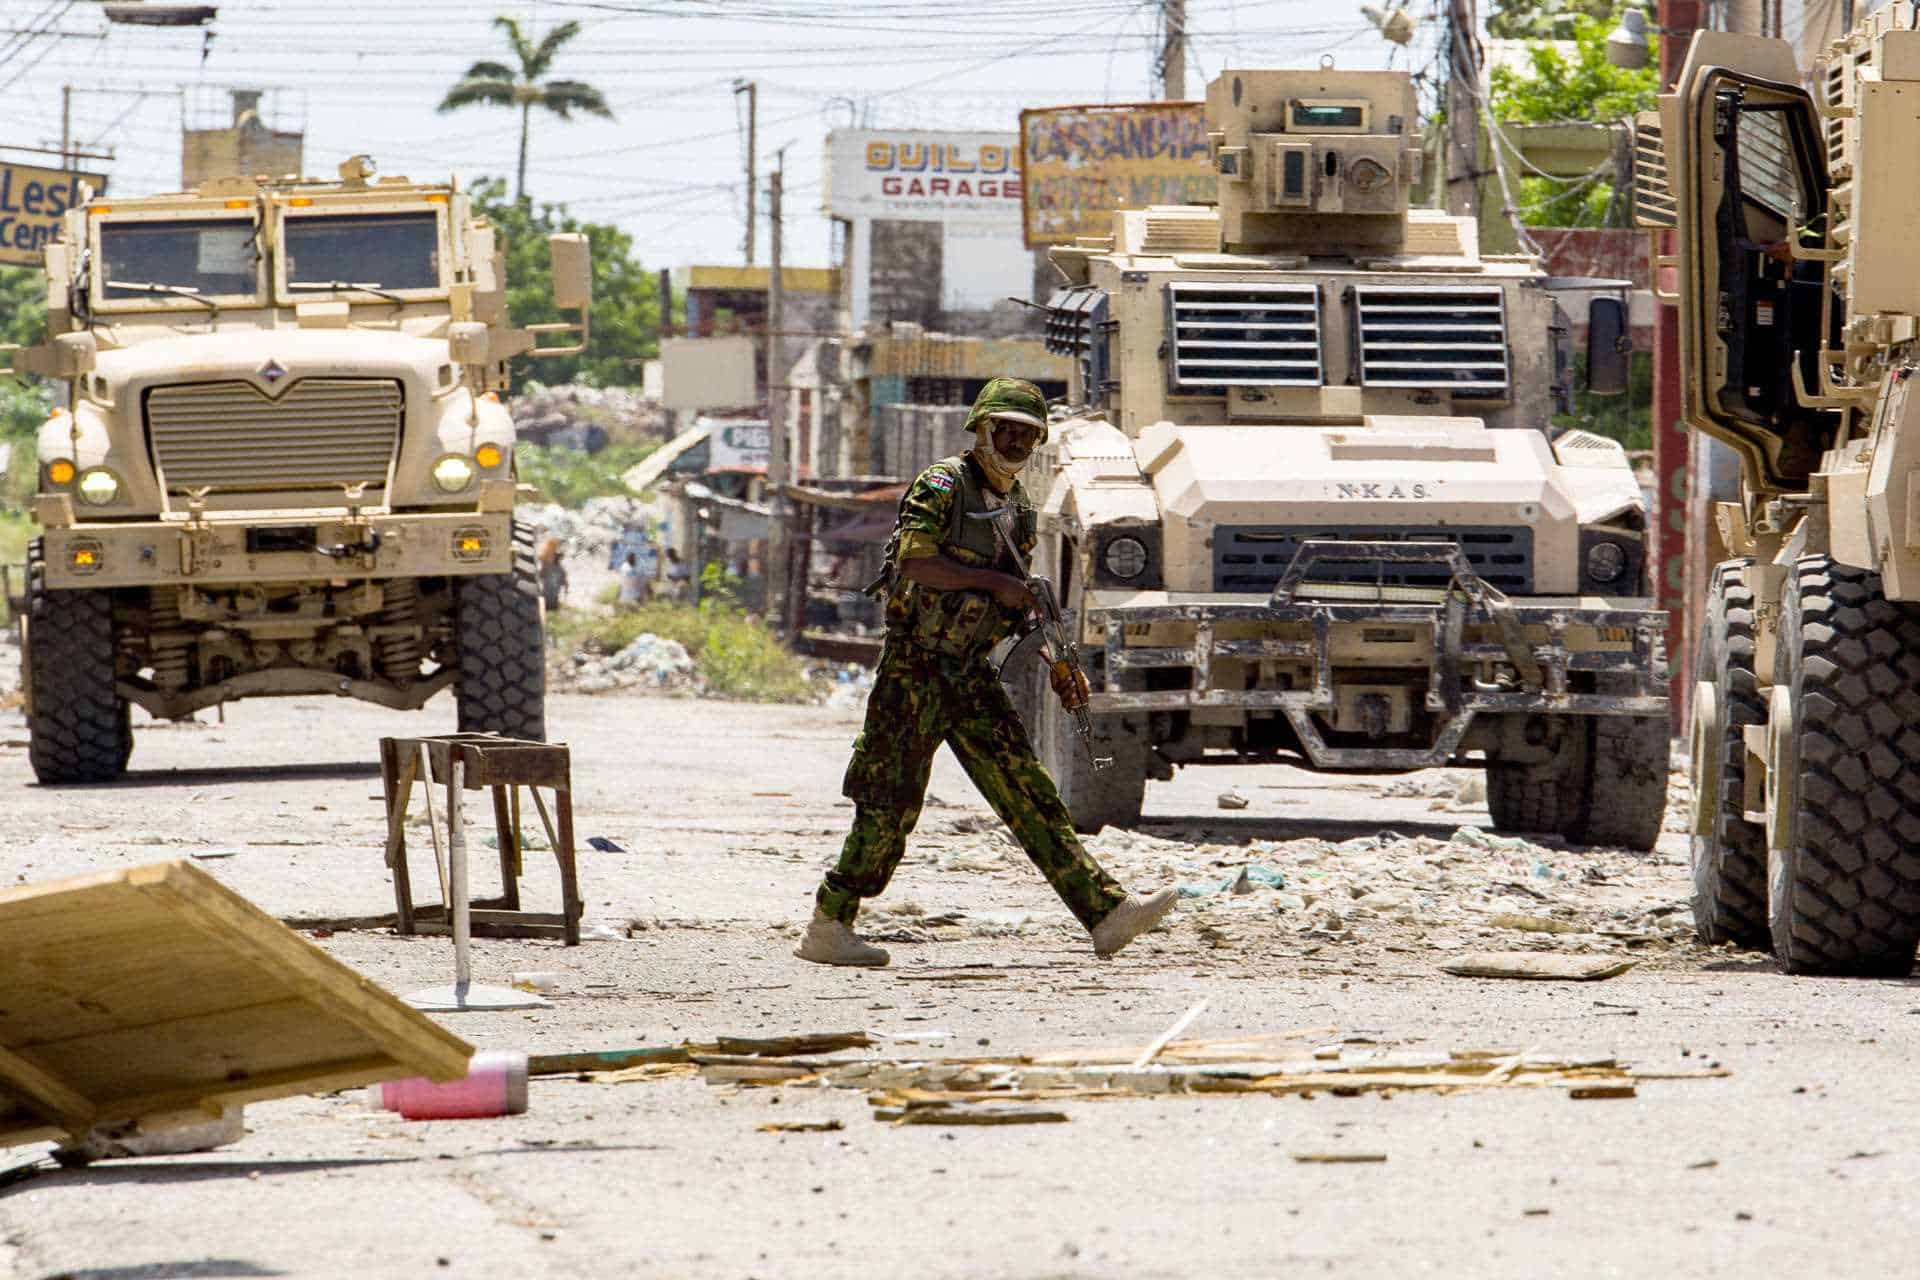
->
[3,690,1919,1279]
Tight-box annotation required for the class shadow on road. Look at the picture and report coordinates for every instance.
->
[1137,812,1476,846]
[34,762,382,790]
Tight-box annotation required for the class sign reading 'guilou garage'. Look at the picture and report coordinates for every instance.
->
[0,162,103,266]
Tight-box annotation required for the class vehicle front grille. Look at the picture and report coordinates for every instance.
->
[1166,281,1321,390]
[146,378,403,494]
[1213,525,1534,594]
[1352,285,1509,397]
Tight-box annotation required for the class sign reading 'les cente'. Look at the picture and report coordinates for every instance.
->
[824,130,1022,222]
[0,162,103,266]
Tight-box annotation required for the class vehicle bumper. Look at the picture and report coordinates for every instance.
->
[1083,542,1668,769]
[41,509,514,590]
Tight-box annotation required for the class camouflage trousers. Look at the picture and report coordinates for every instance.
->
[815,637,1127,930]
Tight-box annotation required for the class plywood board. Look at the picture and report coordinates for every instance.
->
[0,860,472,1148]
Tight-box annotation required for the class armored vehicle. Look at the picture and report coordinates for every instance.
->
[4,156,589,783]
[1643,20,1920,974]
[1023,67,1669,846]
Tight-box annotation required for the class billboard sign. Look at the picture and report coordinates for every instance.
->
[661,336,757,412]
[1018,103,1214,248]
[705,418,771,472]
[825,130,1022,222]
[0,162,102,266]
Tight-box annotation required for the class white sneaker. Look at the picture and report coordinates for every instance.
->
[1090,887,1178,957]
[793,909,891,967]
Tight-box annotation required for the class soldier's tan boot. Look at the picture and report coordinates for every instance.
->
[793,909,891,967]
[1090,887,1178,957]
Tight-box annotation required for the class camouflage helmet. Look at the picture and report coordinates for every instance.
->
[964,377,1049,442]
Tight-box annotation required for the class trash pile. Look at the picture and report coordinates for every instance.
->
[816,662,875,712]
[892,805,1696,964]
[568,633,697,694]
[512,383,671,448]
[518,495,660,562]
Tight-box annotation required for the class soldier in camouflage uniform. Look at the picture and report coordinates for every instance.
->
[796,378,1177,966]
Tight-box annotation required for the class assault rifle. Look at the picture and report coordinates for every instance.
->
[971,505,1113,772]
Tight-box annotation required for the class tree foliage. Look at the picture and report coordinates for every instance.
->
[1489,16,1659,227]
[1487,0,1615,40]
[439,17,613,202]
[470,177,660,392]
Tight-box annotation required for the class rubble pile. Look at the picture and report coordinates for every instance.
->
[567,633,698,695]
[518,495,660,561]
[512,383,670,448]
[887,790,1696,963]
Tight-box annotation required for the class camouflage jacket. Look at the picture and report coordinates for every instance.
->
[876,454,1037,660]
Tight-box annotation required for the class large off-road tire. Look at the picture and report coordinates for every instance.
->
[1012,657,1147,834]
[1690,561,1770,948]
[1767,557,1920,976]
[1487,723,1578,835]
[26,540,129,785]
[1561,712,1669,851]
[1486,708,1667,851]
[454,521,547,742]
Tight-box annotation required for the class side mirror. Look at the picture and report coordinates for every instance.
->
[549,233,591,312]
[1585,296,1630,397]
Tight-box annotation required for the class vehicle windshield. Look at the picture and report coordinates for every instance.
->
[283,212,441,293]
[98,218,258,301]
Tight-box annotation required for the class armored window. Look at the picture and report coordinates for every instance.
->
[99,218,258,303]
[1165,281,1321,392]
[283,212,442,293]
[1352,284,1509,397]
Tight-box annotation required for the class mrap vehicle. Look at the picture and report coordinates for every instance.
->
[1019,66,1669,846]
[3,156,588,783]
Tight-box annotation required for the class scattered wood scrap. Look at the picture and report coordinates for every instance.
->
[1292,1152,1387,1164]
[873,1099,1067,1126]
[0,861,473,1151]
[758,1119,844,1133]
[1441,953,1638,981]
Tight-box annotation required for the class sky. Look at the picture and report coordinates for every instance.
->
[0,0,1444,273]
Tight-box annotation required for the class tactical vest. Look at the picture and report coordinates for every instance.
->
[882,455,1034,659]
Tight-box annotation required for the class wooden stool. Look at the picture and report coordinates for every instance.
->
[380,733,581,946]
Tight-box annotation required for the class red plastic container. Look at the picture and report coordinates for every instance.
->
[366,1050,529,1119]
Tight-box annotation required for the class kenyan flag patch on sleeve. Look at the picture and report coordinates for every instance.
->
[925,471,955,493]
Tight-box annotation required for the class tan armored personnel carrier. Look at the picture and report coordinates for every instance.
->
[1641,19,1920,974]
[1023,67,1669,847]
[3,156,589,783]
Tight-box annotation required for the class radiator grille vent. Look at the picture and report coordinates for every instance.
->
[147,378,402,494]
[1213,525,1534,595]
[1166,281,1320,390]
[1353,285,1509,397]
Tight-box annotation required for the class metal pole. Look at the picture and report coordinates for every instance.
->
[766,153,792,638]
[1446,0,1479,218]
[735,80,758,265]
[447,757,470,991]
[60,85,70,169]
[1161,0,1187,99]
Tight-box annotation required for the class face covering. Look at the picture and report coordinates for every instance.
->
[971,425,1026,493]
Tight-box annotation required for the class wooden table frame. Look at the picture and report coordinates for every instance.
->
[379,733,581,946]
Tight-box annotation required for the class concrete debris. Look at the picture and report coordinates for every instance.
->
[1441,953,1638,981]
[513,382,671,449]
[570,633,697,694]
[1216,790,1250,810]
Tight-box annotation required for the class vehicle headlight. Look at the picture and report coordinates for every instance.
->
[431,454,476,493]
[76,468,120,506]
[1585,539,1627,585]
[1103,535,1149,580]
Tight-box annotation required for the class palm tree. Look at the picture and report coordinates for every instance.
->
[439,17,613,202]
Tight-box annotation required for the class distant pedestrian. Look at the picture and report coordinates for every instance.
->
[663,547,691,602]
[617,552,649,606]
[536,536,568,612]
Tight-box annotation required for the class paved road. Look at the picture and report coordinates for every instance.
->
[2,693,1917,1279]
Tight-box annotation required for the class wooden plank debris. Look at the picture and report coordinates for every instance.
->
[0,861,473,1149]
[1441,953,1638,981]
[1291,1152,1388,1164]
[1131,999,1211,1070]
[758,1119,845,1133]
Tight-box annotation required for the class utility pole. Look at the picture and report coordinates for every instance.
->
[765,153,791,640]
[734,79,758,264]
[60,86,71,168]
[1445,0,1479,218]
[1160,0,1187,99]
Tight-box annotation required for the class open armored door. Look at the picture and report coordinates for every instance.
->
[1667,33,1839,492]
